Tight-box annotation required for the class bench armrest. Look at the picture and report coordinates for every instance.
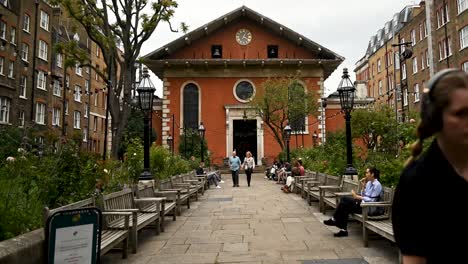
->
[360,202,392,207]
[318,185,341,190]
[102,212,131,229]
[105,209,139,212]
[135,197,166,202]
[335,192,353,197]
[155,190,178,195]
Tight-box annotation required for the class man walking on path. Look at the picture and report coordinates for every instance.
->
[229,150,241,187]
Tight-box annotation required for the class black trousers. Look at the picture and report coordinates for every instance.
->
[333,196,362,230]
[245,168,252,186]
[231,170,239,186]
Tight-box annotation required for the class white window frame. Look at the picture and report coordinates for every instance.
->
[378,80,383,95]
[53,80,61,97]
[65,101,69,115]
[458,0,468,14]
[19,111,25,127]
[85,80,89,94]
[410,29,416,46]
[10,27,15,44]
[35,103,46,125]
[460,26,468,50]
[0,57,4,75]
[419,24,424,41]
[20,76,27,98]
[84,103,88,118]
[38,40,48,61]
[75,63,82,76]
[0,21,6,40]
[93,116,98,131]
[23,14,30,32]
[463,61,468,72]
[74,85,82,102]
[377,59,381,72]
[40,10,49,31]
[56,53,63,68]
[426,50,430,67]
[403,88,408,106]
[83,128,88,142]
[8,60,14,78]
[74,111,81,129]
[21,43,29,62]
[421,53,425,70]
[414,83,420,102]
[412,57,418,74]
[423,21,428,37]
[37,71,47,90]
[52,107,60,126]
[0,97,10,124]
[402,64,407,80]
[94,92,98,106]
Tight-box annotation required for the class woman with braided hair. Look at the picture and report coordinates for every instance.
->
[392,69,468,263]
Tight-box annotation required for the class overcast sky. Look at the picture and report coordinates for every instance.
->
[141,0,417,97]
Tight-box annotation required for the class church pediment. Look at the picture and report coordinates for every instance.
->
[142,6,343,79]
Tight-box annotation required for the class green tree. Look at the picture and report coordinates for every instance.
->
[249,75,318,150]
[50,0,187,158]
[177,129,209,164]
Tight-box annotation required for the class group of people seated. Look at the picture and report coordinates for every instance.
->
[265,159,305,193]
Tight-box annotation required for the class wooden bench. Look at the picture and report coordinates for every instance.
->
[306,174,341,208]
[43,198,131,259]
[294,171,318,198]
[137,183,178,230]
[160,178,191,215]
[359,186,395,247]
[171,174,200,200]
[319,177,361,213]
[101,189,164,253]
[183,171,206,195]
[195,168,220,189]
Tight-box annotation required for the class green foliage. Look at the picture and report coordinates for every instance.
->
[177,129,210,165]
[249,75,318,150]
[150,145,191,180]
[119,109,157,158]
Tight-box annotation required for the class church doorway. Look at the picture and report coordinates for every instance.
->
[233,120,257,163]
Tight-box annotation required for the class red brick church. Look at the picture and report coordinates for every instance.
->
[143,6,343,166]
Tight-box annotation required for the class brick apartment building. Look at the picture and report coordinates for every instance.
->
[0,0,109,154]
[356,0,468,120]
[143,6,343,165]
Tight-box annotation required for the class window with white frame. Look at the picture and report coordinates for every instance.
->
[38,40,48,60]
[35,103,46,124]
[95,65,99,81]
[21,43,28,61]
[85,66,89,74]
[426,50,430,67]
[421,53,425,70]
[20,76,27,98]
[94,92,98,106]
[85,80,89,94]
[84,103,88,118]
[414,83,420,102]
[439,38,451,60]
[402,64,407,80]
[463,61,468,72]
[460,26,468,49]
[437,4,450,28]
[19,111,24,127]
[458,0,467,14]
[0,21,6,40]
[0,57,4,75]
[53,80,61,97]
[412,57,418,74]
[419,23,424,41]
[404,88,408,106]
[23,14,30,32]
[377,59,381,72]
[65,101,68,115]
[52,107,60,126]
[56,53,63,68]
[75,63,82,76]
[410,29,416,46]
[74,111,81,129]
[65,74,70,88]
[423,21,428,37]
[40,11,49,31]
[83,128,88,142]
[10,27,15,44]
[37,71,46,90]
[0,97,10,124]
[74,85,81,102]
[378,80,383,95]
[96,46,100,57]
[395,52,400,69]
[93,116,97,131]
[8,61,13,78]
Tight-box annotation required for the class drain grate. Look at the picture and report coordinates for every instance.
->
[302,259,368,264]
[207,197,233,202]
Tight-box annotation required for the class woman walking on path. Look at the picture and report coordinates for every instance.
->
[392,69,468,263]
[229,150,241,187]
[242,151,255,187]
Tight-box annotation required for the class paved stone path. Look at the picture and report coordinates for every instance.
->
[101,173,398,264]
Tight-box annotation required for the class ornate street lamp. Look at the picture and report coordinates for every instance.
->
[167,134,173,156]
[198,122,206,162]
[283,123,292,163]
[337,68,357,176]
[137,67,156,180]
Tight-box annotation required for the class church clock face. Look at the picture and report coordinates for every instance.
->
[236,29,252,45]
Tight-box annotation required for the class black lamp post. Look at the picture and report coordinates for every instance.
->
[337,68,357,176]
[198,122,205,162]
[283,123,292,163]
[137,67,156,180]
[167,134,173,156]
[392,37,413,122]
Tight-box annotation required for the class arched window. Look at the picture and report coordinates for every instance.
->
[183,83,199,129]
[288,82,306,133]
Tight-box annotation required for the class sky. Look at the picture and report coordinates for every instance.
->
[140,0,417,97]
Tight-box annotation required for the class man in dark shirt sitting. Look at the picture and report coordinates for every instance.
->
[196,162,222,189]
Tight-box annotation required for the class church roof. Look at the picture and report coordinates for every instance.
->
[142,6,343,79]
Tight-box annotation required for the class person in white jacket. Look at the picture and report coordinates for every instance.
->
[242,151,255,187]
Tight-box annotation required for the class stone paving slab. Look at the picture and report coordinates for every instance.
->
[101,173,398,264]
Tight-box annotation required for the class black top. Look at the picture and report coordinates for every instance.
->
[195,167,204,175]
[392,140,468,263]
